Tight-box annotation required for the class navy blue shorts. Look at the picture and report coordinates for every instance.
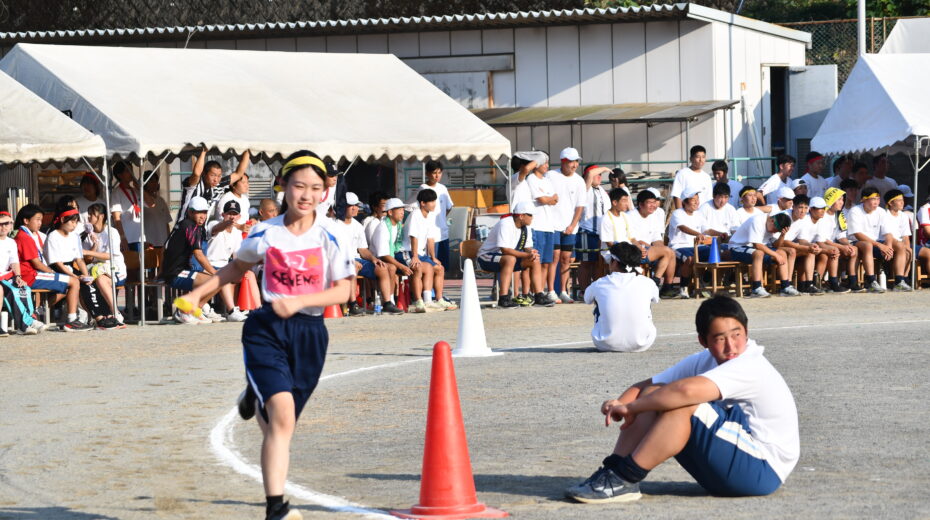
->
[675,245,710,262]
[168,269,200,291]
[730,245,775,265]
[553,232,576,252]
[675,401,782,496]
[532,230,556,264]
[243,304,328,423]
[356,258,376,279]
[394,252,436,267]
[30,272,70,293]
[477,253,524,273]
[574,231,601,263]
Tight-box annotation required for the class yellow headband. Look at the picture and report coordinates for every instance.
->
[886,194,903,204]
[281,155,327,178]
[861,192,880,201]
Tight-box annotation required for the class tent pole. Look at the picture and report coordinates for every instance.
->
[138,157,146,327]
[83,156,118,319]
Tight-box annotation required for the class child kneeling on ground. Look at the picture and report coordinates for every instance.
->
[566,295,799,503]
[584,242,659,352]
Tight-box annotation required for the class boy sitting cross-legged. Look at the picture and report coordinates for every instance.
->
[565,295,799,503]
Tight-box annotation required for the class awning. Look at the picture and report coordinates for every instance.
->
[472,100,738,127]
[0,43,511,162]
[879,18,930,54]
[0,69,105,164]
[811,54,930,155]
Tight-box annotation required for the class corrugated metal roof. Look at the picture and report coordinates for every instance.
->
[472,100,739,126]
[0,4,692,43]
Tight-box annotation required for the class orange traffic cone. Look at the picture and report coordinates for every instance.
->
[236,272,259,311]
[391,342,507,520]
[323,304,344,319]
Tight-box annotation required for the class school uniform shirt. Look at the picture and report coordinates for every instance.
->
[14,228,44,285]
[847,204,892,242]
[335,218,368,255]
[667,209,706,250]
[580,186,610,234]
[758,174,791,205]
[420,182,454,241]
[205,222,244,268]
[670,167,713,206]
[864,176,898,200]
[583,272,659,353]
[402,209,441,257]
[75,196,102,225]
[237,214,355,316]
[143,195,173,247]
[111,184,144,243]
[525,174,558,232]
[652,339,799,483]
[729,212,775,248]
[735,207,759,227]
[599,211,633,261]
[162,218,207,280]
[810,216,838,243]
[0,238,18,277]
[784,215,816,242]
[370,218,404,259]
[917,203,930,246]
[800,173,830,199]
[362,215,382,247]
[177,176,231,223]
[726,179,745,208]
[886,211,913,241]
[215,191,250,225]
[626,209,663,245]
[698,201,740,236]
[547,169,586,234]
[44,229,83,267]
[478,216,533,261]
[83,226,127,278]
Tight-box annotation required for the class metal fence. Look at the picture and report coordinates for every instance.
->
[779,17,917,88]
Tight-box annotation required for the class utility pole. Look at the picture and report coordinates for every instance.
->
[858,0,867,56]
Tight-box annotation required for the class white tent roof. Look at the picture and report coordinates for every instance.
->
[0,69,105,164]
[879,18,930,54]
[0,43,510,162]
[810,54,930,155]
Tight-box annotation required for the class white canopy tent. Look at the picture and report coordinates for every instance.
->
[811,53,930,287]
[879,18,930,54]
[0,43,511,324]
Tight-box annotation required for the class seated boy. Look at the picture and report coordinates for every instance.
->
[781,195,823,294]
[667,189,727,298]
[371,198,412,312]
[847,187,900,293]
[728,212,799,298]
[566,295,799,503]
[477,201,551,308]
[734,186,772,227]
[338,192,402,316]
[627,189,679,298]
[399,189,457,312]
[698,182,740,243]
[164,196,224,323]
[883,189,914,291]
[808,196,852,294]
[583,242,659,353]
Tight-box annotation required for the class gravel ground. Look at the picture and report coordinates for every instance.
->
[1,291,928,519]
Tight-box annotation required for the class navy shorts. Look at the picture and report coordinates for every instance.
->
[356,258,376,279]
[675,401,782,496]
[394,252,436,267]
[30,272,70,294]
[553,232,576,252]
[574,231,601,263]
[675,245,710,262]
[477,253,525,273]
[168,269,200,291]
[730,245,775,265]
[243,304,328,423]
[532,230,556,264]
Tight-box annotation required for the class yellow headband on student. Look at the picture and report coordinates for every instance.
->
[861,192,880,201]
[886,194,903,204]
[281,155,327,178]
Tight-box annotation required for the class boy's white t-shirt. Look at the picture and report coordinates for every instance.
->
[847,204,891,242]
[864,176,898,199]
[75,196,101,225]
[82,225,127,278]
[758,174,791,205]
[402,209,441,256]
[547,169,586,234]
[648,208,667,239]
[670,167,713,206]
[510,174,533,208]
[784,214,816,242]
[334,218,368,256]
[729,212,774,247]
[626,209,663,244]
[735,207,757,227]
[205,221,244,268]
[810,216,837,243]
[420,183,454,241]
[362,215,383,247]
[599,211,632,261]
[478,216,534,260]
[584,272,659,352]
[525,174,558,232]
[800,173,829,199]
[652,339,799,483]
[726,179,745,208]
[370,219,404,259]
[44,229,83,266]
[0,238,18,276]
[917,203,930,245]
[886,211,913,241]
[667,209,705,250]
[215,191,250,225]
[699,201,740,236]
[110,185,144,243]
[236,214,355,316]
[580,186,611,234]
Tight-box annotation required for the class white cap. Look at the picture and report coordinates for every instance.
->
[647,187,664,199]
[529,150,549,166]
[385,198,405,211]
[681,187,702,200]
[512,201,536,215]
[560,147,582,161]
[187,196,209,212]
[345,192,361,206]
[777,186,796,200]
[791,178,807,189]
[810,196,827,209]
[898,184,914,197]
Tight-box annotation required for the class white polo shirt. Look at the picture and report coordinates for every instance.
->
[784,214,816,242]
[205,221,244,268]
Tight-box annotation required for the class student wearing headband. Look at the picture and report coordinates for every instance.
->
[847,186,900,292]
[883,189,915,291]
[734,186,773,227]
[800,151,829,199]
[916,185,930,286]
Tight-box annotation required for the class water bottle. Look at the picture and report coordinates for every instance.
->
[879,269,887,289]
[373,292,382,316]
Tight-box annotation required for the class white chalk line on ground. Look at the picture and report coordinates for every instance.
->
[210,317,930,517]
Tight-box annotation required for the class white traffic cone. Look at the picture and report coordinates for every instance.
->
[452,259,502,357]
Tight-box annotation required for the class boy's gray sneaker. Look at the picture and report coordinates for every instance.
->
[892,281,913,292]
[749,286,771,298]
[868,280,887,293]
[565,466,642,504]
[779,285,802,297]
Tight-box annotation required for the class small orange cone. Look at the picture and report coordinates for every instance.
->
[391,342,507,520]
[323,304,344,319]
[236,272,259,311]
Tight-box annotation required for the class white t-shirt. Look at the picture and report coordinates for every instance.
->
[236,214,355,316]
[547,169,586,234]
[44,229,83,267]
[420,183,454,241]
[667,209,705,250]
[864,176,898,200]
[144,195,173,247]
[652,340,799,483]
[699,201,740,236]
[525,174,558,232]
[205,221,244,268]
[735,207,759,227]
[626,209,663,245]
[370,218,404,259]
[670,167,713,206]
[362,215,382,247]
[580,186,611,234]
[726,179,745,208]
[729,212,775,248]
[800,173,830,199]
[758,174,791,205]
[784,214,816,242]
[886,211,913,241]
[83,225,127,278]
[810,216,836,243]
[478,216,534,260]
[599,211,633,261]
[335,218,368,256]
[110,184,144,243]
[402,209,441,256]
[847,204,892,242]
[648,208,667,240]
[0,238,18,276]
[76,196,102,225]
[917,203,930,246]
[510,174,533,208]
[215,191,250,225]
[584,272,659,353]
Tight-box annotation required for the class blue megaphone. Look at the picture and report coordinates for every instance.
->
[708,236,721,264]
